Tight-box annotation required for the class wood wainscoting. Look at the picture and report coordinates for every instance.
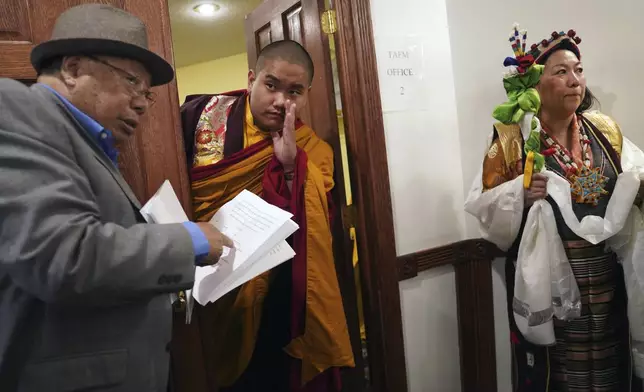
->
[397,239,506,392]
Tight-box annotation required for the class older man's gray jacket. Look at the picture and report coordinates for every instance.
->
[0,79,196,391]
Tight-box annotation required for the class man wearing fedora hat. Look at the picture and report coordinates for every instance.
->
[0,4,232,391]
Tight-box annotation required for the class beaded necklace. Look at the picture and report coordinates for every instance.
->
[540,118,609,205]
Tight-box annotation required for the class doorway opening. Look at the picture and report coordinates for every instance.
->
[168,0,258,104]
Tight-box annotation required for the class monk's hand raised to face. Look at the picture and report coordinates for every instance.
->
[272,100,298,171]
[525,173,548,208]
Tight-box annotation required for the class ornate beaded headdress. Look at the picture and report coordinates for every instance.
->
[528,29,582,64]
[502,24,534,74]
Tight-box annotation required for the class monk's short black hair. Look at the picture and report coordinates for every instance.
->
[255,40,314,86]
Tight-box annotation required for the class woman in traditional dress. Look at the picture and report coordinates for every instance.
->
[466,26,644,391]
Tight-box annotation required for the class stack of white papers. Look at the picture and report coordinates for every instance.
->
[193,189,298,305]
[140,180,190,224]
[140,181,298,310]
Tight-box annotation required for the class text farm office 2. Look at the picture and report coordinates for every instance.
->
[0,4,232,392]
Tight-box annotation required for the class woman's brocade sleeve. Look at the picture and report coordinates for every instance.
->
[482,139,523,191]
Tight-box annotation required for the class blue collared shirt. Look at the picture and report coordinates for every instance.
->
[182,222,210,265]
[40,84,210,264]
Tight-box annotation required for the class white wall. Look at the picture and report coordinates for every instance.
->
[369,0,644,391]
[370,0,465,390]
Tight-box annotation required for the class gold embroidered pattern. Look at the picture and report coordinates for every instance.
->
[494,122,523,166]
[583,111,623,156]
[487,143,499,159]
[193,95,238,167]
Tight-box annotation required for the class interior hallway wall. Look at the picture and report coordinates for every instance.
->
[175,53,249,103]
[370,0,466,389]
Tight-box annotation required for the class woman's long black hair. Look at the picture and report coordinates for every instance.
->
[577,87,599,113]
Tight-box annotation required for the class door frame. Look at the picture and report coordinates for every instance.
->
[332,1,408,391]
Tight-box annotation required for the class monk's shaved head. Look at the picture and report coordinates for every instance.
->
[248,40,312,132]
[256,40,314,85]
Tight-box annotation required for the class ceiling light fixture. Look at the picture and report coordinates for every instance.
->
[193,3,219,17]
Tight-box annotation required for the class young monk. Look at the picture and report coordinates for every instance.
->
[179,40,355,392]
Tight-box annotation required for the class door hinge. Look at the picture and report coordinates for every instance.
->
[321,9,337,35]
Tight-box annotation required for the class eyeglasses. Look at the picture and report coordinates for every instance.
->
[85,55,157,106]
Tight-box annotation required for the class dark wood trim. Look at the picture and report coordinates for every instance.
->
[118,0,193,212]
[396,238,504,392]
[334,1,408,391]
[397,239,504,281]
[0,45,35,80]
[454,256,498,392]
[153,0,193,215]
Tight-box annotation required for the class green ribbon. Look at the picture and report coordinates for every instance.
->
[525,129,545,171]
[492,64,544,124]
[492,64,546,172]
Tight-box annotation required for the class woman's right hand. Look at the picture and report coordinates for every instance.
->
[525,173,548,207]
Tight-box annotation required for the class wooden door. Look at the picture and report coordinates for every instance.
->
[245,2,367,391]
[0,0,191,212]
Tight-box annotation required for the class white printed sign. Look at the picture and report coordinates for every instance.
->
[375,36,425,112]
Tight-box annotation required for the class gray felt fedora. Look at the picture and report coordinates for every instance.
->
[31,3,174,86]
